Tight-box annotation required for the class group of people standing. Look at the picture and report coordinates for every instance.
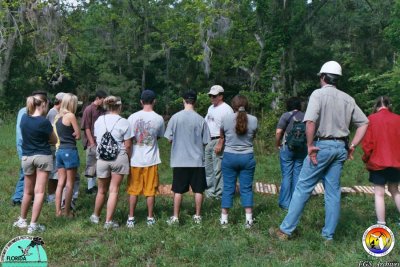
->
[11,84,259,233]
[10,60,400,241]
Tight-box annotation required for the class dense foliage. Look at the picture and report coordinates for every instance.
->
[1,0,399,115]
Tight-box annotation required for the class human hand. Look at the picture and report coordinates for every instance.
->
[347,146,355,160]
[214,144,223,155]
[308,145,320,165]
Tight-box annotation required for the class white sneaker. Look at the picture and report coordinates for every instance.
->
[104,221,119,230]
[146,217,156,226]
[126,218,136,228]
[13,217,28,229]
[27,224,45,234]
[220,218,228,229]
[244,220,254,229]
[89,214,99,224]
[193,215,202,224]
[166,216,179,225]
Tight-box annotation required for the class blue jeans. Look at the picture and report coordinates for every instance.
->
[221,152,256,208]
[279,140,347,240]
[279,145,306,209]
[12,167,24,202]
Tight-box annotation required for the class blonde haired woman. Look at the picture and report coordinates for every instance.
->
[13,93,57,234]
[54,93,80,217]
[90,96,131,229]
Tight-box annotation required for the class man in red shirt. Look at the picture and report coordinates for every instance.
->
[362,96,400,226]
[81,90,108,194]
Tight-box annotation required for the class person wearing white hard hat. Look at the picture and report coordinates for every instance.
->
[204,85,233,199]
[270,61,369,241]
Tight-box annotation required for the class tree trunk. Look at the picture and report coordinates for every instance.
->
[0,31,17,96]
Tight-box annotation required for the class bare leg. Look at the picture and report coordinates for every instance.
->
[31,170,49,223]
[388,183,400,213]
[173,193,183,218]
[55,168,66,217]
[194,193,203,216]
[374,184,386,224]
[94,178,110,217]
[105,174,124,222]
[21,174,35,219]
[63,168,76,217]
[222,208,229,215]
[146,196,155,218]
[129,195,138,218]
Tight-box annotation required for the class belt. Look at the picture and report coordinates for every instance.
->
[314,136,347,141]
[211,136,220,140]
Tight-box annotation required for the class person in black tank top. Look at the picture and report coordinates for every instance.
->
[54,93,81,218]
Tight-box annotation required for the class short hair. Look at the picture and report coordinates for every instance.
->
[95,90,108,99]
[321,73,339,86]
[286,97,302,112]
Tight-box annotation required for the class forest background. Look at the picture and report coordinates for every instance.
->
[1,0,400,121]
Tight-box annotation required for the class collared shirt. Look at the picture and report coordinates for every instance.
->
[304,85,368,138]
[362,109,400,170]
[81,103,105,149]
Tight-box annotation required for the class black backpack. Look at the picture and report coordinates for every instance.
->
[97,116,121,161]
[286,112,307,152]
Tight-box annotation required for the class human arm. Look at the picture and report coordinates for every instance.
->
[68,113,81,140]
[214,129,225,154]
[125,138,132,160]
[49,131,57,145]
[348,123,369,160]
[275,129,284,150]
[306,120,319,165]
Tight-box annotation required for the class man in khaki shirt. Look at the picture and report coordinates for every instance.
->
[270,61,369,241]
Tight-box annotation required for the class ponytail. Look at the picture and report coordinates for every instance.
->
[26,95,47,115]
[231,95,249,135]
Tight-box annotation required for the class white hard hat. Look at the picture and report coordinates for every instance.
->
[318,61,342,76]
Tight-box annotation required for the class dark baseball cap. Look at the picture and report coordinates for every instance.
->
[141,90,156,102]
[183,90,197,101]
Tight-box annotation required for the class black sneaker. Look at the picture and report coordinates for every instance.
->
[12,200,22,206]
[86,186,98,194]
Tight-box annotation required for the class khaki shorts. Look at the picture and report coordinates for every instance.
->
[85,146,97,177]
[96,151,129,178]
[21,155,53,175]
[127,165,159,196]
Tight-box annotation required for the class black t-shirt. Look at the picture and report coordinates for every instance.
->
[21,114,53,156]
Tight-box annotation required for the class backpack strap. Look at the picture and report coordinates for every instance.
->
[103,115,121,133]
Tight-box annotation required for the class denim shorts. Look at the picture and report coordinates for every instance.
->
[56,148,80,169]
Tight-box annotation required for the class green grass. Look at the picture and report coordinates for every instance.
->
[0,119,399,266]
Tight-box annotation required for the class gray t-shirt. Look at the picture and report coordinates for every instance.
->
[221,113,258,154]
[304,85,368,137]
[164,110,211,167]
[46,107,58,125]
[94,114,131,152]
[277,111,305,144]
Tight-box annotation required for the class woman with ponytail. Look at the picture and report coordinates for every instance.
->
[215,95,258,228]
[362,96,400,226]
[13,93,57,234]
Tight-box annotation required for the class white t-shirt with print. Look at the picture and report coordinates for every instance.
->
[128,110,165,167]
[205,102,234,137]
[94,114,131,152]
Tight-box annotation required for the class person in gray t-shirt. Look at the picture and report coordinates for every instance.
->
[215,95,258,228]
[164,91,210,225]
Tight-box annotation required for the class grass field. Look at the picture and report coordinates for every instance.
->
[0,118,399,266]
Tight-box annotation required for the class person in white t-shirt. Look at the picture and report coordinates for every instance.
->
[204,85,233,198]
[126,90,165,227]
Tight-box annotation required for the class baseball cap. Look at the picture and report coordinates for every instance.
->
[207,85,224,95]
[55,92,65,101]
[183,90,197,101]
[141,90,156,102]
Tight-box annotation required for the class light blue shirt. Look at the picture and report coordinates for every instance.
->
[16,107,26,158]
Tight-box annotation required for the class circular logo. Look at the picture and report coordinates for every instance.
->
[362,224,395,257]
[1,236,48,266]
